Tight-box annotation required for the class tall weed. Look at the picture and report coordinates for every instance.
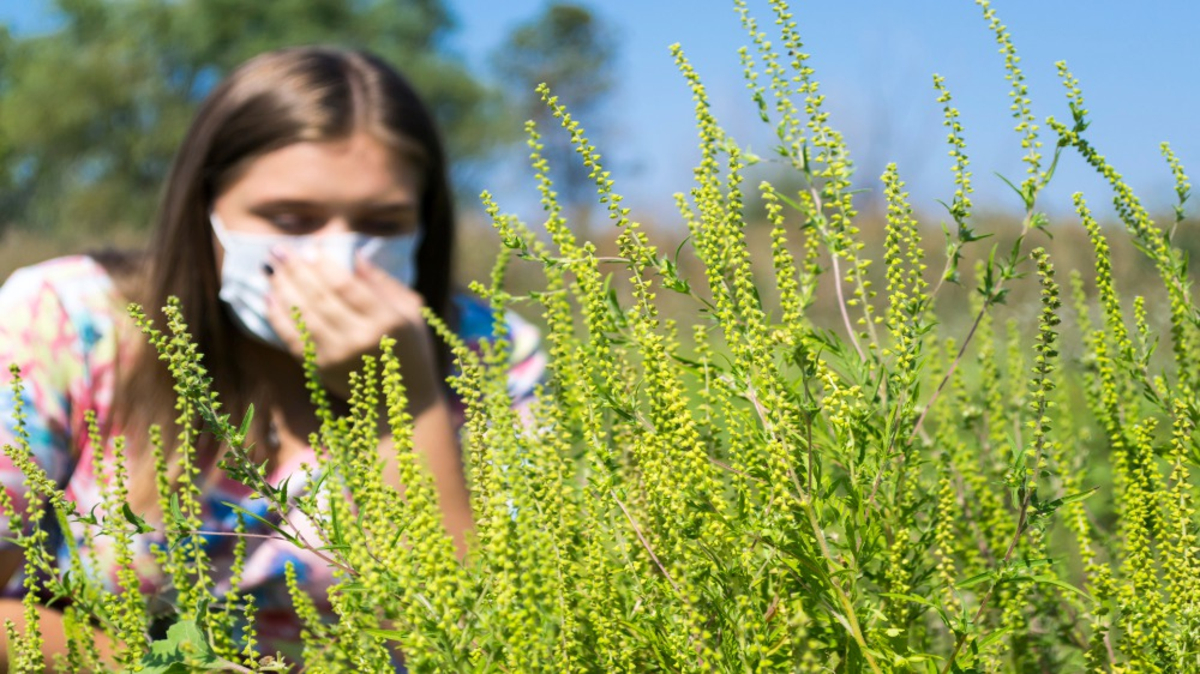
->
[2,1,1197,672]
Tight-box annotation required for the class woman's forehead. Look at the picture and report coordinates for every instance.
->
[220,132,423,207]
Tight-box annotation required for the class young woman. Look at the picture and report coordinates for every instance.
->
[0,46,542,667]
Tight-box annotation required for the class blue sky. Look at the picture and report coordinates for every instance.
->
[4,1,1197,223]
[452,0,1198,223]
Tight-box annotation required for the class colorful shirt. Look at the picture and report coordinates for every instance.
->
[0,255,544,660]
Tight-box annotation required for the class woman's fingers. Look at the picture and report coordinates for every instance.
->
[261,246,439,401]
[265,246,425,365]
[276,252,372,333]
[266,257,353,360]
[273,249,366,321]
[355,252,425,317]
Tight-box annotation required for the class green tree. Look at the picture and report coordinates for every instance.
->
[0,0,509,235]
[493,3,616,233]
[0,23,14,220]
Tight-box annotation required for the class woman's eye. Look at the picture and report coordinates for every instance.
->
[267,214,323,233]
[357,219,411,236]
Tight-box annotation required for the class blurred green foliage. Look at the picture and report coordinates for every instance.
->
[0,0,514,235]
[493,2,616,223]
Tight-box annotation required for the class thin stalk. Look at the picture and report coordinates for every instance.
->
[940,374,1053,673]
[809,182,881,352]
[909,307,987,440]
[612,492,681,596]
[192,530,354,575]
[805,185,866,361]
[828,246,865,362]
[911,205,1039,440]
[613,492,708,669]
[801,500,884,674]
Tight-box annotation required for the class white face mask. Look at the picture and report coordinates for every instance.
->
[211,214,423,348]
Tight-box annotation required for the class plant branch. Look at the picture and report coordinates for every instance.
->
[189,529,354,575]
[910,305,988,440]
[612,491,681,596]
[800,500,884,674]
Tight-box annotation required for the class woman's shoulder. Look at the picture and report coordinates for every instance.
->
[0,256,124,475]
[453,294,542,357]
[1,255,116,299]
[0,255,123,342]
[451,292,547,397]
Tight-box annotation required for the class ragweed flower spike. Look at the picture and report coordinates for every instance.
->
[977,0,1042,200]
[1161,142,1192,235]
[3,2,1199,671]
[931,74,986,293]
[1048,63,1199,389]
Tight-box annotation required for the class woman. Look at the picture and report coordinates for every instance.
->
[0,46,542,667]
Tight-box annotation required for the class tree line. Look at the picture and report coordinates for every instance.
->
[0,0,615,236]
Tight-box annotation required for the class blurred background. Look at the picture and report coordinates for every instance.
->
[0,0,1196,331]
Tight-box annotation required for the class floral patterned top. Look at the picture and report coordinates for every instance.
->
[0,255,545,661]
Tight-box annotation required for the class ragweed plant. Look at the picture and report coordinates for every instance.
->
[1,1,1198,672]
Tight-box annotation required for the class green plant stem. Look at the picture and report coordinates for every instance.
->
[940,398,1052,674]
[613,491,712,669]
[808,170,880,354]
[803,181,869,361]
[828,248,866,362]
[909,305,988,441]
[862,235,1023,519]
[801,500,883,674]
[910,203,1039,442]
[190,530,353,575]
[612,491,681,596]
[736,378,808,498]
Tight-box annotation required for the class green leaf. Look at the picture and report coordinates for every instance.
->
[74,503,103,526]
[133,619,221,674]
[1018,574,1092,601]
[880,592,954,631]
[1012,558,1054,571]
[955,571,994,590]
[658,255,690,293]
[974,625,1014,651]
[169,494,186,527]
[595,384,636,422]
[364,627,408,642]
[603,277,629,330]
[1031,211,1052,238]
[994,172,1030,208]
[774,190,805,213]
[673,234,693,266]
[1040,144,1064,187]
[237,403,255,443]
[1036,486,1100,516]
[122,503,155,534]
[329,490,344,546]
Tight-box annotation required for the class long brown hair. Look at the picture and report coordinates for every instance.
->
[104,46,457,511]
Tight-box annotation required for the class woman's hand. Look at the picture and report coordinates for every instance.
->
[263,246,442,409]
[262,247,473,555]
